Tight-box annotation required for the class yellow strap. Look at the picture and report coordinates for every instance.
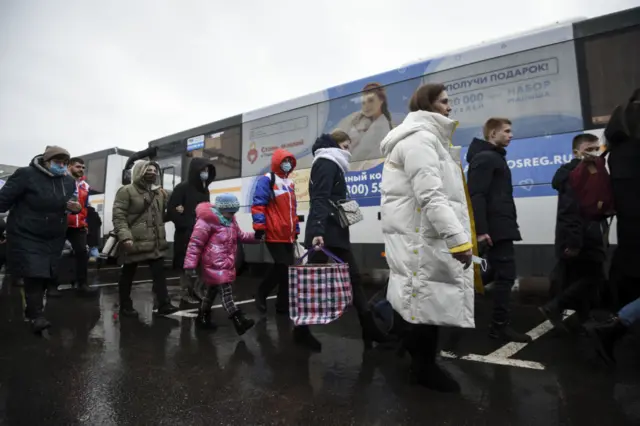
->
[460,165,484,295]
[450,242,473,253]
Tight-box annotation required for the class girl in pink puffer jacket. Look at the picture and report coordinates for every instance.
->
[184,194,259,335]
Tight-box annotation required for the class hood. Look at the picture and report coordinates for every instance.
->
[466,138,506,162]
[380,111,457,157]
[551,158,580,191]
[30,155,59,178]
[312,134,339,155]
[195,201,237,226]
[187,157,216,190]
[271,148,296,177]
[131,159,162,190]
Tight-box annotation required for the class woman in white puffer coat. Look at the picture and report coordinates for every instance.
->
[380,83,475,393]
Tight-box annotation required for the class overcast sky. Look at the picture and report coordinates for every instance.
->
[0,0,637,165]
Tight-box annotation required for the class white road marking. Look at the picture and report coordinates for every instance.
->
[169,295,278,318]
[57,277,180,290]
[440,309,576,370]
[440,351,545,370]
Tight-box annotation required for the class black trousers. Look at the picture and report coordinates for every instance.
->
[24,277,56,319]
[66,227,88,285]
[550,258,604,320]
[257,242,295,312]
[394,312,439,365]
[118,258,169,309]
[485,240,517,324]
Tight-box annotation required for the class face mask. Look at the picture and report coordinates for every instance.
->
[49,163,66,176]
[200,171,209,181]
[281,161,292,173]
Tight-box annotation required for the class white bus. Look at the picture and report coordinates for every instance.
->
[147,6,640,279]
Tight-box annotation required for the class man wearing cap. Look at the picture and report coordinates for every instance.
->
[0,146,81,333]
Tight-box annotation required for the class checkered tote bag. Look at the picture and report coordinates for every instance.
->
[288,247,353,326]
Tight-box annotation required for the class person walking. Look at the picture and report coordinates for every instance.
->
[252,148,299,315]
[167,157,216,305]
[380,83,475,393]
[540,133,608,330]
[466,118,531,343]
[65,157,98,296]
[184,194,259,334]
[302,131,388,351]
[112,160,179,317]
[0,146,80,333]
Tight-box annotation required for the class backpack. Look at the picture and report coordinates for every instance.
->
[568,153,615,220]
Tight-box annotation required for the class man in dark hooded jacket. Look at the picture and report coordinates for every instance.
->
[467,118,530,343]
[167,158,216,304]
[539,133,607,330]
[0,146,80,333]
[605,89,640,308]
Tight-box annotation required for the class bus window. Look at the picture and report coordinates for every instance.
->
[84,157,107,194]
[186,126,241,179]
[156,156,182,190]
[582,25,640,126]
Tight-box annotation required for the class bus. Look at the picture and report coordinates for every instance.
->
[147,6,640,279]
[80,147,136,239]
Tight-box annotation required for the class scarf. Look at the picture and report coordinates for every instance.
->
[212,207,232,227]
[312,147,351,174]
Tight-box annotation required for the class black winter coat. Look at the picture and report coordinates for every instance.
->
[605,91,640,251]
[166,157,216,269]
[0,156,76,279]
[552,159,607,262]
[304,136,350,250]
[86,205,102,248]
[467,138,521,242]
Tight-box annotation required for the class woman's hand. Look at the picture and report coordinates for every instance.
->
[67,200,82,213]
[312,236,324,250]
[452,249,473,269]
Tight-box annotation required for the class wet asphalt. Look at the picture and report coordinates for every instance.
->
[1,264,639,426]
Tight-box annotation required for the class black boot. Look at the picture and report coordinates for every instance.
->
[539,300,568,332]
[230,310,255,336]
[155,302,180,316]
[587,317,627,366]
[76,282,98,297]
[489,322,533,343]
[293,325,322,352]
[30,317,51,334]
[196,295,217,330]
[405,326,460,393]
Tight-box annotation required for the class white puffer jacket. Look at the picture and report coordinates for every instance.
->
[380,111,475,328]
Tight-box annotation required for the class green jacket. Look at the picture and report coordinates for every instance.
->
[112,160,168,264]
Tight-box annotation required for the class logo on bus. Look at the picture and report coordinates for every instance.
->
[247,142,258,164]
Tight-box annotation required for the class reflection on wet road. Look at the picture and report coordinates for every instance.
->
[1,271,639,425]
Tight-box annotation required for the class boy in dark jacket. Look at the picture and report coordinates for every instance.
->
[540,133,607,330]
[467,117,531,343]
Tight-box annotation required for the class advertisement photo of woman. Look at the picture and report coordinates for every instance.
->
[336,82,393,162]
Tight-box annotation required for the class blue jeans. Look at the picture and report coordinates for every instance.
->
[618,297,640,326]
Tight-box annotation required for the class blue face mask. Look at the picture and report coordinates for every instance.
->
[281,161,292,173]
[200,171,209,181]
[49,163,67,176]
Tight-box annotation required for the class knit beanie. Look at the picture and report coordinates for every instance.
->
[215,193,240,213]
[43,146,70,162]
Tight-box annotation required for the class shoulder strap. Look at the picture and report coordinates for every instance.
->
[269,172,276,199]
[127,191,156,227]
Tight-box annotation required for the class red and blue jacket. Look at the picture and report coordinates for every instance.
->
[251,148,299,243]
[67,178,90,228]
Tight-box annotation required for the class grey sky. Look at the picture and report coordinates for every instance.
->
[0,0,637,165]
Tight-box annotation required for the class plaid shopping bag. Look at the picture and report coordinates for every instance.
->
[288,247,353,326]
